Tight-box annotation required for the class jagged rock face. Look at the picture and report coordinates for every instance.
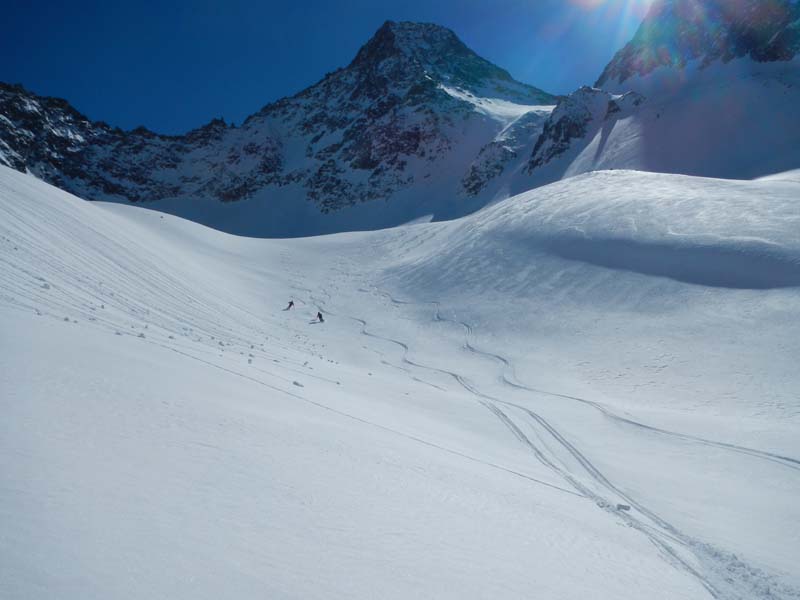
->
[528,87,643,170]
[0,21,555,222]
[462,108,552,196]
[597,0,800,88]
[0,83,281,203]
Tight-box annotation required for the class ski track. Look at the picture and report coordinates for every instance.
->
[309,257,800,600]
[361,282,800,472]
[153,325,585,501]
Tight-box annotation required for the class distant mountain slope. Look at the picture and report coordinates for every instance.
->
[526,0,800,183]
[0,21,555,236]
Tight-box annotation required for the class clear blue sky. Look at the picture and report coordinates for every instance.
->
[1,0,652,134]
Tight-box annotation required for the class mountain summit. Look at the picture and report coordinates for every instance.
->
[347,21,552,104]
[0,21,555,236]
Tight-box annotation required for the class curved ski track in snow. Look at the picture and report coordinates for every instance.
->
[302,253,800,600]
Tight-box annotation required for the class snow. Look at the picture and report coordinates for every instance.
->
[1,164,799,599]
[438,84,554,123]
[580,57,800,180]
[529,57,800,187]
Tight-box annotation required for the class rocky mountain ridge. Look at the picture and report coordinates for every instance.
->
[0,21,555,232]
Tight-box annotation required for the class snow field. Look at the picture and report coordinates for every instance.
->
[1,165,799,599]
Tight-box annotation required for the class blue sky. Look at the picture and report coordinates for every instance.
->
[1,0,652,134]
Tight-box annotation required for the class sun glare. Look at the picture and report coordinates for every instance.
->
[568,0,654,16]
[560,0,655,50]
[569,0,653,8]
[569,0,607,7]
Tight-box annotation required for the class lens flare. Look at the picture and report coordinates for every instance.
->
[560,0,656,52]
[568,0,607,7]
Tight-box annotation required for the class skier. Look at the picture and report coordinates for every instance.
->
[316,311,324,323]
[285,300,294,310]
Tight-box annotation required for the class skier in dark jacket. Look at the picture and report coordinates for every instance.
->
[285,300,294,310]
[317,311,324,323]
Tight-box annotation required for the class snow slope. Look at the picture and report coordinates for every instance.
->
[2,165,799,599]
[526,0,800,185]
[527,58,800,183]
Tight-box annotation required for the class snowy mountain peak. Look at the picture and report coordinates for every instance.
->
[0,25,556,235]
[597,0,800,89]
[348,21,553,104]
[349,21,461,66]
